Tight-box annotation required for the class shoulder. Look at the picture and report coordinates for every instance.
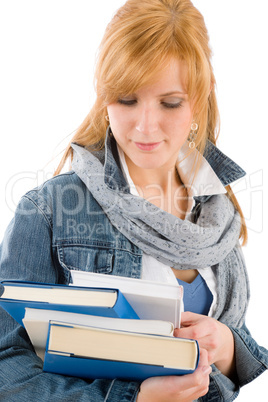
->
[18,171,93,221]
[27,171,84,192]
[24,171,87,201]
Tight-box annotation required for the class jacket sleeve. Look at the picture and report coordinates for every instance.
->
[0,195,140,401]
[200,323,268,402]
[230,322,268,386]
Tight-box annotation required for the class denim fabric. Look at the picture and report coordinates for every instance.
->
[0,174,141,401]
[0,140,267,401]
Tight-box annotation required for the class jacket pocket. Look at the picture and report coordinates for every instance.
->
[57,244,114,274]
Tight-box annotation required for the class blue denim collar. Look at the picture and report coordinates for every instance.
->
[100,127,246,195]
[203,140,246,187]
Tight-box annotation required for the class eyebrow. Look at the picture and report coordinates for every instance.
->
[159,91,187,96]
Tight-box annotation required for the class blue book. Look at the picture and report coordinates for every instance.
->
[43,321,199,381]
[0,281,139,326]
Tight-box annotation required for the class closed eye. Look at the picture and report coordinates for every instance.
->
[117,99,137,106]
[161,101,183,109]
[117,99,183,109]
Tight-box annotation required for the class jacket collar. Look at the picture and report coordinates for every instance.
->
[177,140,246,199]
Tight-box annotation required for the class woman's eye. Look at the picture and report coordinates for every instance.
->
[161,101,183,109]
[118,99,137,106]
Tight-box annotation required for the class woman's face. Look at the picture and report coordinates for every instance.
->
[107,58,193,174]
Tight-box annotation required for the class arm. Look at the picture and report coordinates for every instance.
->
[0,195,139,401]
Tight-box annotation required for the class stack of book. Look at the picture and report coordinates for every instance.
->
[0,272,199,381]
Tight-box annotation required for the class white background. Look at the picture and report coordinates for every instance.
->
[0,1,267,400]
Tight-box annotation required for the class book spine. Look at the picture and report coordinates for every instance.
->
[113,290,139,319]
[0,294,138,327]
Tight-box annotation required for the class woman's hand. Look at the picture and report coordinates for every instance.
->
[174,312,235,378]
[136,348,211,402]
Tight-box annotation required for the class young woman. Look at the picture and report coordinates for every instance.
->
[0,0,267,401]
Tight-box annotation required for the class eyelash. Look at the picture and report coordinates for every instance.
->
[117,99,183,109]
[118,99,137,106]
[162,102,183,109]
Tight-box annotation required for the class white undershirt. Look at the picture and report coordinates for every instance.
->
[117,143,226,317]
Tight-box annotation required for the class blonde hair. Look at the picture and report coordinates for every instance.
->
[55,0,247,244]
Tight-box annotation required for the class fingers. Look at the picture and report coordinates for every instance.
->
[175,313,217,342]
[185,348,211,399]
[164,349,211,400]
[180,311,201,326]
[198,347,209,367]
[137,349,211,402]
[175,319,209,341]
[175,314,232,368]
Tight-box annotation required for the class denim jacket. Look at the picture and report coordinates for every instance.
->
[0,139,267,402]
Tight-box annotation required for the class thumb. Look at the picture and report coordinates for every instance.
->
[198,348,209,368]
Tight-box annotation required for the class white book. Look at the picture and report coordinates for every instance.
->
[23,308,174,360]
[70,271,183,327]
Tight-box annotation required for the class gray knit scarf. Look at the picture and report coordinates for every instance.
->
[71,139,249,328]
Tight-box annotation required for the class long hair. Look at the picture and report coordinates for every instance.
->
[54,0,247,244]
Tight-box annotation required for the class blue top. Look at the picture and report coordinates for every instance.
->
[177,274,213,315]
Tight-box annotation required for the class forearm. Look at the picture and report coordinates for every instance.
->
[0,310,139,401]
[0,361,139,402]
[214,324,236,379]
[207,323,268,401]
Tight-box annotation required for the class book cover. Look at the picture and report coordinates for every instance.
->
[0,281,139,326]
[44,352,198,382]
[43,321,199,381]
[71,270,183,327]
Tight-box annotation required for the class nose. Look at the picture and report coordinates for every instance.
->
[135,106,159,135]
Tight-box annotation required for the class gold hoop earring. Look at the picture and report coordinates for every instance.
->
[188,122,198,149]
[105,115,110,122]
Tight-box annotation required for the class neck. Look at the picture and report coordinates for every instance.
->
[124,154,188,220]
[125,156,182,195]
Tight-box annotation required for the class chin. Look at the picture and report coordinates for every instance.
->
[133,158,165,170]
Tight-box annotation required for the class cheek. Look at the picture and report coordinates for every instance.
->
[107,106,134,136]
[164,112,192,140]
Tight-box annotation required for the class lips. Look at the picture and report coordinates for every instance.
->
[134,142,162,151]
